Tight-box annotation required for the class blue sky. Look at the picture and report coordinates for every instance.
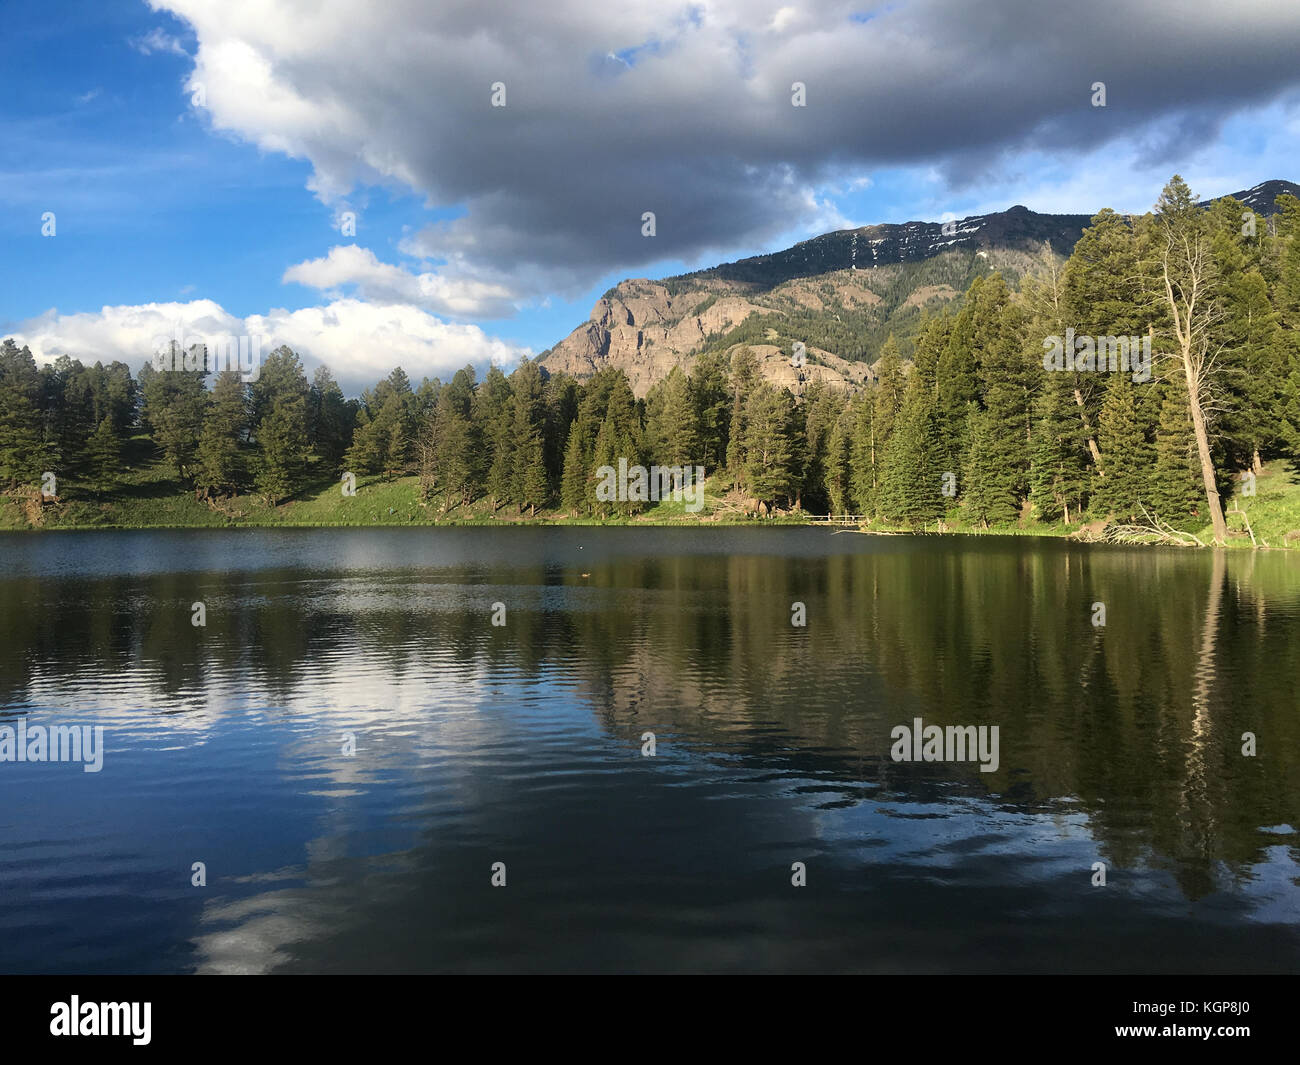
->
[3,0,1299,394]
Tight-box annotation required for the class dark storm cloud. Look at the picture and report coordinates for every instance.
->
[156,0,1300,302]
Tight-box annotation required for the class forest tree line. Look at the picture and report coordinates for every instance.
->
[1,177,1299,537]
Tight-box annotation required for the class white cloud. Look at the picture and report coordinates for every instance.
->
[12,297,530,395]
[245,299,528,388]
[283,245,519,319]
[142,0,1300,293]
[130,27,189,57]
[769,6,802,33]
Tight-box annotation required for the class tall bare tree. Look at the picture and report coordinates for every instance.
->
[1149,177,1228,544]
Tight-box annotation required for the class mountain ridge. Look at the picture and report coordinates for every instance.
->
[538,179,1299,398]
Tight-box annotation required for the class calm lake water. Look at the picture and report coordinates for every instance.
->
[1,527,1298,973]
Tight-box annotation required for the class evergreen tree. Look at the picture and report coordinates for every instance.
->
[848,395,877,515]
[962,406,1019,526]
[1062,208,1148,337]
[645,366,698,467]
[743,383,796,510]
[344,368,413,479]
[1274,194,1300,326]
[878,374,945,527]
[140,343,208,483]
[936,277,984,451]
[798,378,844,513]
[197,369,249,497]
[476,364,517,510]
[824,407,853,515]
[1150,385,1204,526]
[84,414,122,495]
[690,349,731,471]
[421,386,476,512]
[0,339,49,488]
[561,427,587,514]
[1028,380,1090,523]
[971,275,1034,513]
[872,335,906,443]
[543,373,579,488]
[1094,374,1154,521]
[307,365,353,470]
[250,346,309,505]
[726,347,760,490]
[509,359,549,515]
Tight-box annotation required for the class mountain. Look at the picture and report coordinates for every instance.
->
[1198,178,1299,215]
[680,203,1093,291]
[538,179,1299,397]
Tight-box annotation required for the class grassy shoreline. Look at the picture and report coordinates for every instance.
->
[5,458,1299,550]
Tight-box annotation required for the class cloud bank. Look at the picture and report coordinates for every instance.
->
[148,0,1300,300]
[12,298,529,395]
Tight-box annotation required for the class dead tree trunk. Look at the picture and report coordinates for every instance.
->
[1161,237,1227,544]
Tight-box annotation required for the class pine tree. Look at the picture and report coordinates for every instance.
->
[1028,380,1089,523]
[421,386,476,511]
[1275,194,1300,327]
[877,375,944,527]
[45,357,98,478]
[848,395,877,515]
[307,365,353,470]
[1282,334,1300,452]
[872,335,905,444]
[1061,208,1148,337]
[743,383,796,510]
[83,414,122,496]
[798,378,844,513]
[197,370,249,497]
[1150,385,1204,526]
[645,366,698,467]
[936,278,984,451]
[509,359,549,515]
[1265,196,1300,450]
[971,275,1034,514]
[542,373,578,488]
[1094,374,1154,521]
[690,349,731,471]
[1055,210,1149,479]
[962,406,1018,526]
[0,339,49,488]
[140,343,207,483]
[589,412,621,517]
[561,427,587,514]
[1207,198,1285,471]
[343,370,413,480]
[251,346,309,505]
[726,348,760,490]
[824,408,853,515]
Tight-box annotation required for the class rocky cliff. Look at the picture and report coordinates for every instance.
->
[538,180,1299,398]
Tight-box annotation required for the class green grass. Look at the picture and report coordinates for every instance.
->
[0,453,780,530]
[5,444,1300,549]
[1209,460,1300,549]
[837,463,1300,551]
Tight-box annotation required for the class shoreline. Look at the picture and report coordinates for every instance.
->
[5,464,1295,550]
[0,517,1287,549]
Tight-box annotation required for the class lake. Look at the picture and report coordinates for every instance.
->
[1,527,1298,973]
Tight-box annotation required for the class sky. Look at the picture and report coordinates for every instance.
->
[3,0,1300,395]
